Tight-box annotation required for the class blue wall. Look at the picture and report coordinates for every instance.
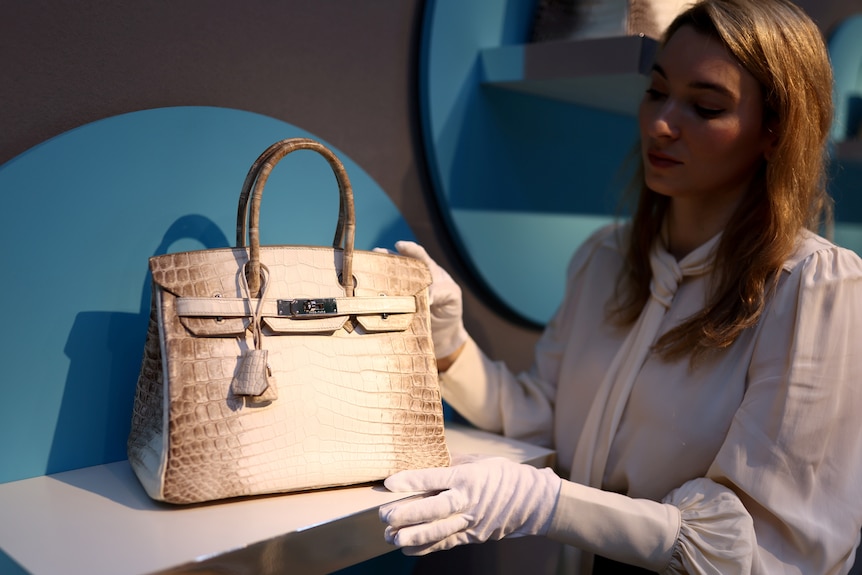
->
[0,105,423,573]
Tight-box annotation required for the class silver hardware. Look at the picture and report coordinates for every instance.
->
[277,298,338,317]
[213,293,224,323]
[378,292,388,320]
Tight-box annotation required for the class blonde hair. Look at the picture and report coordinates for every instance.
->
[614,0,834,360]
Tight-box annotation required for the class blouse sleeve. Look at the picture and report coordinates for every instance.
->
[439,223,623,447]
[548,243,862,574]
[669,243,862,573]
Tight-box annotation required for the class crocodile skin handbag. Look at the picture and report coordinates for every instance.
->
[127,138,450,504]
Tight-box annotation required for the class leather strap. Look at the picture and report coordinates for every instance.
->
[235,139,356,298]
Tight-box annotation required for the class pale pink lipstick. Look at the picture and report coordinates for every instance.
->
[647,150,682,168]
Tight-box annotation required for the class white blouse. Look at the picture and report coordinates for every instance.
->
[440,223,862,574]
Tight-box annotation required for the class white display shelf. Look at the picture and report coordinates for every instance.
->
[480,35,659,115]
[0,423,554,575]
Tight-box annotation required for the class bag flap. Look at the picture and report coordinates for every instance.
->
[175,294,417,335]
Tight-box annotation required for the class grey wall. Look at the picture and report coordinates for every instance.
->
[1,0,543,373]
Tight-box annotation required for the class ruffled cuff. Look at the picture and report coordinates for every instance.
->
[662,478,755,574]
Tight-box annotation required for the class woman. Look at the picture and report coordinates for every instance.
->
[378,0,862,573]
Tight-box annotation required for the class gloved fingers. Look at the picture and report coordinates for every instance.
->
[380,488,468,528]
[395,241,455,286]
[400,531,474,556]
[386,513,471,548]
[393,240,431,264]
[383,466,456,493]
[371,247,394,254]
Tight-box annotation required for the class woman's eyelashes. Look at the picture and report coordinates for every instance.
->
[644,87,726,119]
[645,87,667,101]
[694,104,725,119]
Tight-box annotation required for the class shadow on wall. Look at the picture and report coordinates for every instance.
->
[49,215,231,475]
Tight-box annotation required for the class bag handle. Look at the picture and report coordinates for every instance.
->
[236,138,348,247]
[235,138,356,298]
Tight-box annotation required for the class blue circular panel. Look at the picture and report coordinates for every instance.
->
[421,0,862,325]
[420,0,638,325]
[0,106,414,482]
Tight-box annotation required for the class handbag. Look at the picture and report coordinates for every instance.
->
[127,137,450,504]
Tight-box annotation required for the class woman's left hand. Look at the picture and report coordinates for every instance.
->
[379,456,562,555]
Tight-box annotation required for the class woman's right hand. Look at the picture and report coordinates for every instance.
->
[389,241,468,364]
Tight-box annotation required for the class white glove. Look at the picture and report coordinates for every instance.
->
[390,240,468,359]
[379,457,562,556]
